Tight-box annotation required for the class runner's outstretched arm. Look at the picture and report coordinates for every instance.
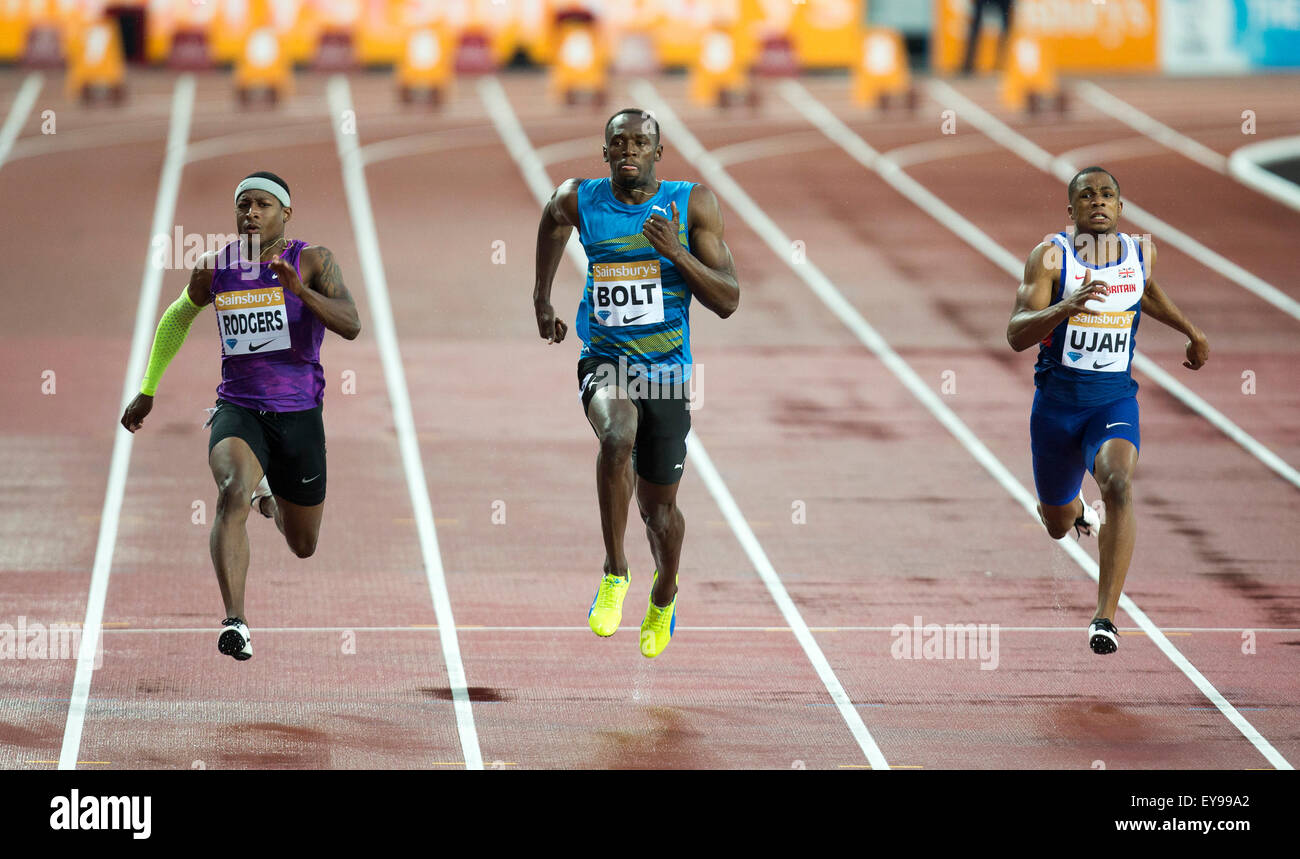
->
[120,259,215,432]
[275,246,360,340]
[642,187,738,319]
[533,178,581,343]
[1134,242,1208,370]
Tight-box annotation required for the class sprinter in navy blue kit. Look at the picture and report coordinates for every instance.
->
[1007,167,1209,654]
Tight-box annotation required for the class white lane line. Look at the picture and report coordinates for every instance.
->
[638,79,1294,772]
[478,75,891,771]
[708,129,833,167]
[684,435,892,764]
[327,75,483,771]
[1050,136,1171,171]
[184,123,335,163]
[1073,81,1230,174]
[927,78,1300,324]
[780,81,1300,492]
[1228,135,1300,214]
[879,134,1003,169]
[100,625,1300,634]
[358,124,498,166]
[0,73,43,169]
[536,135,604,166]
[58,75,196,771]
[7,118,170,165]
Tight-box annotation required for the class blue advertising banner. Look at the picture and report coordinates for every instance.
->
[1234,0,1300,66]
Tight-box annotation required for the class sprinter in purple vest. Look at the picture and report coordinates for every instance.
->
[120,171,360,661]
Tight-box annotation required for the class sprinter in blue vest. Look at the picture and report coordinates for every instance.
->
[1008,167,1209,654]
[532,109,739,658]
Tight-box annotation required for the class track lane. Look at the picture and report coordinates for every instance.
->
[0,70,183,768]
[64,73,464,769]
[347,72,877,768]
[638,75,1298,767]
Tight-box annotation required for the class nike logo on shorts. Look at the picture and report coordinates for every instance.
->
[1105,422,1131,429]
[302,474,321,483]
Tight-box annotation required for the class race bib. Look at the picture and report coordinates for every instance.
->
[1062,310,1134,373]
[215,286,291,356]
[591,260,664,327]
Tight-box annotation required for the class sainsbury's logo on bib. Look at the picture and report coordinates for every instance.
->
[1062,310,1135,373]
[215,286,291,356]
[591,260,664,327]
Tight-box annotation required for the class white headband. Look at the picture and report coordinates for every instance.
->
[235,177,291,208]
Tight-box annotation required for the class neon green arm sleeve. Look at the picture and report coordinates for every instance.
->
[140,288,203,396]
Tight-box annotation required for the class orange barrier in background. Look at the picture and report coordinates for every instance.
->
[3,1,873,75]
[852,26,911,107]
[14,0,81,67]
[689,22,750,107]
[66,16,126,101]
[235,25,292,101]
[396,24,453,103]
[550,19,607,104]
[787,0,862,68]
[999,34,1061,112]
[932,0,1158,74]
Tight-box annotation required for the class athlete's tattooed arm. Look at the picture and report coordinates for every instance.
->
[1007,241,1109,351]
[273,246,362,340]
[1136,241,1208,370]
[533,178,582,343]
[643,186,738,319]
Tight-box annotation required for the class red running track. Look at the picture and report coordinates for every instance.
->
[0,68,1295,769]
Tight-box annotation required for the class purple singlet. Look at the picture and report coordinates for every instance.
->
[209,238,325,412]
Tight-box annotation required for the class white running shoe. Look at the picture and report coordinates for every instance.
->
[251,476,274,519]
[218,617,253,661]
[1089,618,1119,655]
[1073,492,1101,538]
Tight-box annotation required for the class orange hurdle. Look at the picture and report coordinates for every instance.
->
[852,28,914,110]
[396,26,454,105]
[999,35,1064,113]
[550,19,607,106]
[66,18,125,103]
[689,24,752,108]
[235,27,292,105]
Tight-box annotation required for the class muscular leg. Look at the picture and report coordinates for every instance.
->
[208,437,264,620]
[273,496,324,559]
[638,477,685,608]
[1092,438,1138,621]
[1037,497,1085,540]
[586,387,637,577]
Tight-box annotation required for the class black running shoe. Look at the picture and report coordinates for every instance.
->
[218,617,253,661]
[1089,618,1118,655]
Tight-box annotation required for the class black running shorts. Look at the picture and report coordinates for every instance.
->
[207,399,327,506]
[578,356,691,485]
